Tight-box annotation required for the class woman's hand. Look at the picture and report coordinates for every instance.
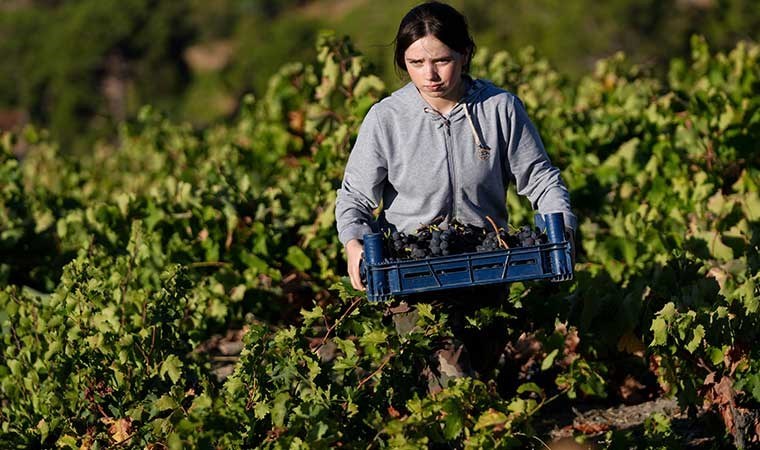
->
[345,239,365,291]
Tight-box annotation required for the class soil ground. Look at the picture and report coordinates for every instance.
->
[537,397,729,449]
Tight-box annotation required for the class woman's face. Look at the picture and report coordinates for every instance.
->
[404,35,467,108]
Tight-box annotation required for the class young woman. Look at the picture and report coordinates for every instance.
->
[335,1,576,390]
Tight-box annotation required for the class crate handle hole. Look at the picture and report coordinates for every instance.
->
[510,259,536,266]
[403,270,433,279]
[473,263,502,271]
[435,267,468,275]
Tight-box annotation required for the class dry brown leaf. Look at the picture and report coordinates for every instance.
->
[101,417,133,444]
[724,345,749,376]
[562,326,581,367]
[79,435,93,450]
[706,266,728,289]
[617,330,646,357]
[648,355,671,394]
[565,328,580,353]
[618,375,646,403]
[513,332,542,358]
[288,110,305,133]
[702,373,740,439]
[715,376,736,434]
[573,421,610,434]
[550,436,598,450]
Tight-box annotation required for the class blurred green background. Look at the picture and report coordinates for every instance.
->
[1,0,758,152]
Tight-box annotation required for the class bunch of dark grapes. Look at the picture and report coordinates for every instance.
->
[384,221,549,260]
[513,225,548,247]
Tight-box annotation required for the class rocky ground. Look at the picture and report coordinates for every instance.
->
[538,397,724,449]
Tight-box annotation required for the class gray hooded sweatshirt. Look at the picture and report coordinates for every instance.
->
[336,78,576,245]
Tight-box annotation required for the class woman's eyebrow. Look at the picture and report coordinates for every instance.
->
[406,56,452,62]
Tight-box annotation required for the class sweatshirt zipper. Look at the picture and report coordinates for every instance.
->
[443,119,458,219]
[424,107,461,220]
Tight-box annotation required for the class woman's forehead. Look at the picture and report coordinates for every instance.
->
[404,35,458,58]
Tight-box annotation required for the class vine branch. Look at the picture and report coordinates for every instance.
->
[357,351,395,390]
[316,296,363,348]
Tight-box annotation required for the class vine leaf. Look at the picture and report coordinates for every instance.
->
[160,355,183,384]
[286,246,312,271]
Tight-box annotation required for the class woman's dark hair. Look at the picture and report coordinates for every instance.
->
[393,1,476,75]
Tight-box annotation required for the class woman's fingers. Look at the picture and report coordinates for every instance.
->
[346,240,366,291]
[349,261,365,291]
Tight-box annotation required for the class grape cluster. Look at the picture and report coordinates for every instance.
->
[384,221,548,260]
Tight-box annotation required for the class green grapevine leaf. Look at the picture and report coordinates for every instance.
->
[286,246,312,271]
[685,324,705,353]
[160,355,184,384]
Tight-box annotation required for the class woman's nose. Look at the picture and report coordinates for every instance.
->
[424,62,439,80]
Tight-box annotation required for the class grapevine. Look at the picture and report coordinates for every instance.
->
[0,33,758,448]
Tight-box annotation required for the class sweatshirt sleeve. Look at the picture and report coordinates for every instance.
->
[505,96,577,231]
[335,106,389,245]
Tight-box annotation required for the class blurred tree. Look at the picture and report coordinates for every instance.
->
[227,14,321,101]
[0,0,195,151]
[1,0,759,151]
[334,0,760,86]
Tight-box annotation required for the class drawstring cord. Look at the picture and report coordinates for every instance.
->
[423,107,450,128]
[463,104,490,151]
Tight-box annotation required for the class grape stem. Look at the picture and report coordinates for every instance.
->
[485,215,509,249]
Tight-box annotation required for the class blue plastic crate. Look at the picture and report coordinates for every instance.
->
[360,213,573,302]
